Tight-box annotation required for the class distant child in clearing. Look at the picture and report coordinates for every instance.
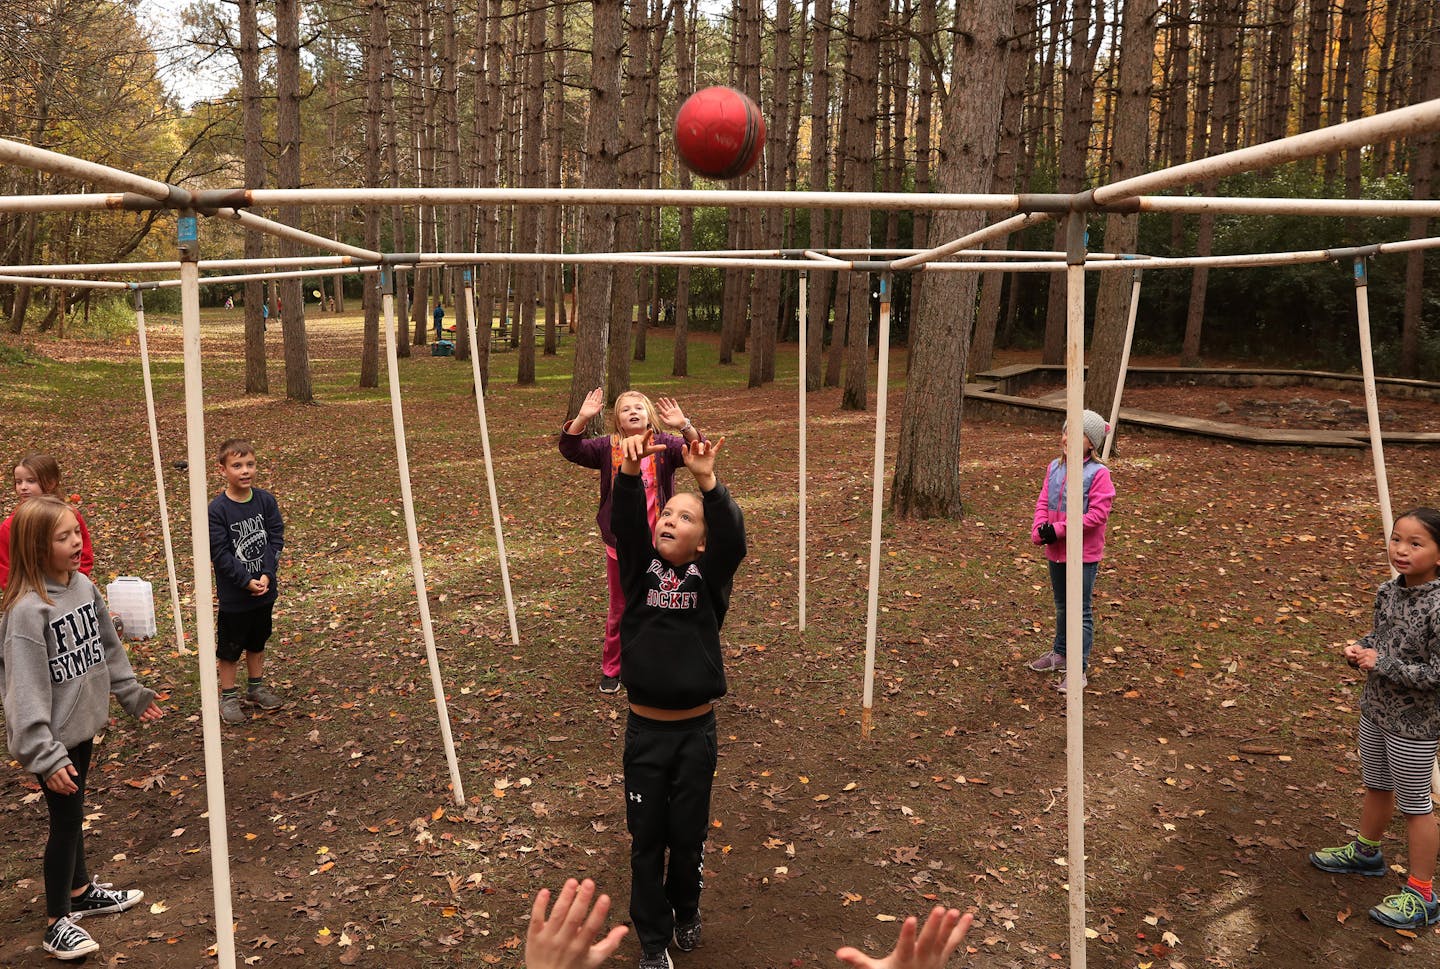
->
[0,454,94,590]
[1027,410,1115,693]
[208,439,285,724]
[0,495,164,960]
[612,432,745,969]
[1308,507,1440,930]
[560,387,702,694]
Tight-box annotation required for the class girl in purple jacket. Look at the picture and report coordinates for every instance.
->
[1026,409,1115,693]
[560,388,701,693]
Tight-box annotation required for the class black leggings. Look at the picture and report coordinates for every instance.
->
[38,740,92,919]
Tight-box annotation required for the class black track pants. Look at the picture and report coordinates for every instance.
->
[624,710,717,956]
[38,739,93,918]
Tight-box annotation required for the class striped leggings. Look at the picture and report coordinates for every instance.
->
[1359,715,1438,816]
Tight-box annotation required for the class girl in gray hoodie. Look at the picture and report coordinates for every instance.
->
[0,495,164,960]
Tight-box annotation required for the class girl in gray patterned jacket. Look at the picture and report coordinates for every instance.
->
[0,495,164,960]
[1309,507,1440,932]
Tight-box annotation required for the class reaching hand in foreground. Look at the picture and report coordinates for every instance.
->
[525,879,629,969]
[834,906,973,969]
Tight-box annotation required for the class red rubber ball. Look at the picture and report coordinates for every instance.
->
[674,86,766,181]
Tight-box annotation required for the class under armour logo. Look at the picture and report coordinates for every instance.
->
[629,792,643,803]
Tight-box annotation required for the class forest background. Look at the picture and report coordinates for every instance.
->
[2,0,1440,519]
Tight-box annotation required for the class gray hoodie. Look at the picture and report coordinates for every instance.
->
[0,573,155,779]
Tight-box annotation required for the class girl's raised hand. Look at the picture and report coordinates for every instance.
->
[656,396,687,428]
[577,386,606,421]
[682,437,725,472]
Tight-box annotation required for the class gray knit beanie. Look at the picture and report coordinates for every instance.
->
[1065,410,1110,453]
[1081,409,1109,452]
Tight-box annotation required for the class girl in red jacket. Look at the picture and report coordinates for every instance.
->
[0,454,94,590]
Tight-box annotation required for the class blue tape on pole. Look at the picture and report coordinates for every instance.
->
[177,216,198,244]
[463,269,472,284]
[1354,260,1367,283]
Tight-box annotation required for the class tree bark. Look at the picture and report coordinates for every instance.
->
[569,0,623,425]
[891,0,1012,518]
[840,0,882,411]
[275,0,313,402]
[238,0,268,393]
[1086,0,1158,420]
[805,0,833,391]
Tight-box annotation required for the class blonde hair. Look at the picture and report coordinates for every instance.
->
[608,390,663,441]
[2,495,76,612]
[15,453,62,494]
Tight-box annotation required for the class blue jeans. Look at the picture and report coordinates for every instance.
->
[1048,559,1098,670]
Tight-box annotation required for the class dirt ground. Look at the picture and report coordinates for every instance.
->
[2,323,1439,968]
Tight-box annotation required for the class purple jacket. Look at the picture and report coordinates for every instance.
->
[560,427,692,547]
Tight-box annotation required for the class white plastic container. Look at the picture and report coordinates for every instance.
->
[106,576,157,639]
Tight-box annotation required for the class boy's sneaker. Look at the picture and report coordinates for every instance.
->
[1055,672,1088,692]
[638,950,673,969]
[599,675,622,695]
[220,694,247,724]
[1369,885,1440,929]
[674,913,701,952]
[246,684,284,710]
[1028,650,1064,672]
[43,917,99,960]
[1308,841,1386,877]
[70,878,144,918]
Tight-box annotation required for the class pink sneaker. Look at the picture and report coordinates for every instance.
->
[1027,651,1064,672]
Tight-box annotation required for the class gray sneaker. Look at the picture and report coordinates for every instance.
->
[246,684,284,710]
[220,694,247,724]
[1028,650,1065,672]
[1055,672,1088,692]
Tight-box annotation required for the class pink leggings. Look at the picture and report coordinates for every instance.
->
[603,551,624,677]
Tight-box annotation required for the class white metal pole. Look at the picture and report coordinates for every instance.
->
[1352,258,1396,572]
[798,270,808,632]
[175,216,238,969]
[379,269,467,804]
[1101,268,1142,463]
[860,274,893,739]
[1062,215,1089,969]
[462,268,521,646]
[132,289,189,657]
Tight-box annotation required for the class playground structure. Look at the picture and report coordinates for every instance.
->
[2,98,1440,969]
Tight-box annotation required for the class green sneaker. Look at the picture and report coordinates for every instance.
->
[1307,841,1385,877]
[1369,885,1440,930]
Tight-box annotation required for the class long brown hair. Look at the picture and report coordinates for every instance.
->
[15,453,62,494]
[2,495,75,613]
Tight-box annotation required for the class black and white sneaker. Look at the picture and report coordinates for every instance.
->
[674,913,702,952]
[43,917,99,960]
[70,878,144,918]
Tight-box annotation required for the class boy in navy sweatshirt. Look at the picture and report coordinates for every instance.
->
[611,432,746,969]
[208,439,285,724]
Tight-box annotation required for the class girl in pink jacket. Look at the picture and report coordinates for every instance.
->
[1026,410,1115,693]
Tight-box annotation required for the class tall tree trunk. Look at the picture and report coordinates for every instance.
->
[275,0,313,402]
[840,0,882,411]
[607,0,649,398]
[570,0,624,423]
[971,0,1036,372]
[892,0,1011,517]
[1086,0,1158,419]
[544,0,566,357]
[360,0,385,387]
[238,0,268,393]
[516,0,545,385]
[672,0,696,377]
[1040,0,1105,365]
[804,0,833,390]
[1400,0,1439,376]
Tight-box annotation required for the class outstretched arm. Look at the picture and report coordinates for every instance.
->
[681,437,725,492]
[656,396,699,443]
[834,907,973,969]
[525,878,628,969]
[566,387,607,436]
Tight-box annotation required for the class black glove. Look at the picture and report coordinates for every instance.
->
[1038,523,1058,545]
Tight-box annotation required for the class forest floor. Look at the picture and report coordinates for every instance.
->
[2,316,1438,968]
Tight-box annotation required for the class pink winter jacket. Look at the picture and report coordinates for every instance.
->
[1031,457,1115,564]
